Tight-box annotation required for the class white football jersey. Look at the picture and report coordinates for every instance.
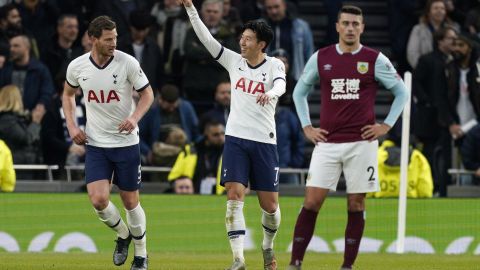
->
[66,50,150,148]
[217,49,286,144]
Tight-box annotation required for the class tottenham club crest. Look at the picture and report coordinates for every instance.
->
[357,62,369,74]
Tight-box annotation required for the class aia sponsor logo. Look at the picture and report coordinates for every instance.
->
[235,77,265,95]
[87,90,120,103]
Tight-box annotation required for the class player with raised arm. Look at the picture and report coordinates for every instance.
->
[62,16,154,270]
[287,5,409,270]
[178,0,286,269]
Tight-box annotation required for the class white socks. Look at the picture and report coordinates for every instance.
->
[226,200,245,262]
[126,203,147,257]
[261,207,281,250]
[95,201,129,239]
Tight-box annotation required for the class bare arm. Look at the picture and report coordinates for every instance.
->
[118,86,154,134]
[62,83,87,145]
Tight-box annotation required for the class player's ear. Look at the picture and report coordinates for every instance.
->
[259,40,266,51]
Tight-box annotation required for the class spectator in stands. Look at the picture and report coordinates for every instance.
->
[139,84,199,163]
[183,0,238,114]
[436,34,480,196]
[239,0,266,23]
[41,82,86,174]
[388,0,417,75]
[151,0,183,29]
[0,84,44,166]
[41,14,83,85]
[154,1,189,87]
[407,0,460,68]
[118,9,164,92]
[0,139,15,192]
[168,120,225,194]
[56,0,95,36]
[172,176,195,194]
[81,30,92,53]
[264,0,314,81]
[16,0,60,52]
[461,124,480,182]
[0,34,54,111]
[271,48,295,103]
[222,0,242,35]
[92,0,151,40]
[0,4,39,59]
[465,2,480,43]
[271,48,304,184]
[200,80,230,129]
[412,26,457,188]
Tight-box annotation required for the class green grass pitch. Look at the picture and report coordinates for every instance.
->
[0,193,479,269]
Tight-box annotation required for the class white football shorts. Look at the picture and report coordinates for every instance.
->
[306,140,379,193]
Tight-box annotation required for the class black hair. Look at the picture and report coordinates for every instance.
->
[87,16,116,38]
[0,4,17,21]
[241,20,273,52]
[337,5,363,21]
[160,84,180,103]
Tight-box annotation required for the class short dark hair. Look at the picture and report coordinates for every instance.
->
[241,20,273,52]
[87,16,116,38]
[0,4,17,21]
[160,84,180,103]
[129,9,154,30]
[57,14,77,27]
[433,26,456,45]
[337,5,363,21]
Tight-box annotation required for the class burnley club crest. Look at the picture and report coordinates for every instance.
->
[357,62,369,74]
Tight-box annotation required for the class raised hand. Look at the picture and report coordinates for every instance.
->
[176,0,192,7]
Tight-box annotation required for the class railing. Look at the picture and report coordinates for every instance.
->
[13,164,59,182]
[447,168,477,185]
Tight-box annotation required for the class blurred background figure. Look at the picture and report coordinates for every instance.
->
[407,0,459,69]
[263,0,313,81]
[118,9,164,92]
[0,34,54,111]
[0,84,44,179]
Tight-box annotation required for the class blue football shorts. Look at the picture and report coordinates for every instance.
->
[221,135,279,192]
[85,144,141,191]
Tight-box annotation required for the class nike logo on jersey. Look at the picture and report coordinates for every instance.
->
[238,67,244,71]
[82,78,88,81]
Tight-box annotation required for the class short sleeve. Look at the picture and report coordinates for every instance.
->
[272,58,286,83]
[126,56,150,91]
[375,53,401,89]
[66,61,79,88]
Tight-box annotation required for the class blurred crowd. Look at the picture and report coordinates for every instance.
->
[0,0,478,197]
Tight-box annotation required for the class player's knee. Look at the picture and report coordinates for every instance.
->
[90,195,109,210]
[303,198,322,212]
[262,203,278,214]
[226,189,243,201]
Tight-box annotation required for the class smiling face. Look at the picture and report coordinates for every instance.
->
[336,12,364,47]
[239,29,264,59]
[92,28,117,57]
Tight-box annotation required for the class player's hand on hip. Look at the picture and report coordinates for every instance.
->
[256,93,271,106]
[176,0,192,7]
[68,126,88,145]
[118,116,137,134]
[303,125,328,144]
[361,123,390,141]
